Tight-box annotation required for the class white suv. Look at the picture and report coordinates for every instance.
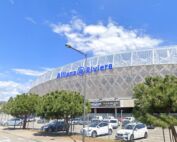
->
[81,122,113,137]
[123,117,135,122]
[103,119,119,129]
[115,122,148,141]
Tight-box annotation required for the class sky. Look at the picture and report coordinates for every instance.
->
[0,0,177,101]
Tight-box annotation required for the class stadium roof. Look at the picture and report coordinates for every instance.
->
[32,46,177,87]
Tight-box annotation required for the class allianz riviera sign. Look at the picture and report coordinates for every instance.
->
[57,64,113,79]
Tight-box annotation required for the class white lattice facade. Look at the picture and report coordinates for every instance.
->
[30,47,177,110]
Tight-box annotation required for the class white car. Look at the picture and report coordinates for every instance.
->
[115,122,148,141]
[123,117,135,122]
[91,116,103,121]
[103,119,119,129]
[81,122,113,137]
[3,118,23,126]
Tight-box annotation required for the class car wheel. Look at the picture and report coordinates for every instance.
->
[144,132,148,138]
[91,131,97,138]
[108,129,112,135]
[129,134,134,142]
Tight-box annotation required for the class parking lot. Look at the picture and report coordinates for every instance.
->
[0,114,176,142]
[1,123,174,142]
[71,125,175,142]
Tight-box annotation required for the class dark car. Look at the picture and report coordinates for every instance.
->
[41,120,68,132]
[147,124,155,129]
[122,120,131,128]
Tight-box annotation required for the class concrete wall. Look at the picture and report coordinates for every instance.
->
[30,64,177,101]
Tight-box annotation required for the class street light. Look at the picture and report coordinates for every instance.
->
[65,43,87,142]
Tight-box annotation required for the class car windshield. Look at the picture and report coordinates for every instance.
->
[124,124,135,130]
[91,120,100,123]
[125,117,130,120]
[89,123,98,127]
[48,120,58,125]
[110,120,117,123]
[103,120,109,123]
[123,120,130,124]
[10,118,19,121]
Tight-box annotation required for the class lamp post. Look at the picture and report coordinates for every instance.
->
[65,43,87,142]
[121,109,123,128]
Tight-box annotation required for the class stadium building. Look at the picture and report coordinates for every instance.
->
[30,47,177,117]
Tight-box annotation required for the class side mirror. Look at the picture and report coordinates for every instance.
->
[97,126,100,128]
[135,128,138,131]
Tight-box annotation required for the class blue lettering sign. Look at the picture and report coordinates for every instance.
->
[57,64,113,79]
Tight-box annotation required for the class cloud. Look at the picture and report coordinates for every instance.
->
[50,18,163,55]
[12,68,50,77]
[0,67,54,101]
[25,17,37,24]
[0,81,31,101]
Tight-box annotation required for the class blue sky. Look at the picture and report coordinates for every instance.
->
[0,0,177,101]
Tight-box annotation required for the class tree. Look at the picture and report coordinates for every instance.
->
[36,90,91,134]
[3,94,39,129]
[133,75,177,141]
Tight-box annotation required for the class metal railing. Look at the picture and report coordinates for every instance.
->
[32,46,177,87]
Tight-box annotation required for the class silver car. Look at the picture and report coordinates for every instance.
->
[4,118,23,126]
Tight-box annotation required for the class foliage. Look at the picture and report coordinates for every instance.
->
[2,90,91,132]
[2,94,39,129]
[133,75,177,128]
[36,90,91,134]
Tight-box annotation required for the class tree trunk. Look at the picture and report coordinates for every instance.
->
[170,126,177,142]
[162,128,166,142]
[169,128,172,142]
[23,115,27,129]
[14,119,16,129]
[65,117,70,135]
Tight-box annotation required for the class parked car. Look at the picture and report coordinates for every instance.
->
[26,116,35,122]
[69,118,82,125]
[90,116,103,124]
[78,119,90,125]
[122,119,131,128]
[146,124,155,129]
[103,119,119,129]
[123,117,135,122]
[0,120,4,126]
[91,119,102,124]
[94,116,103,121]
[3,118,23,126]
[37,118,48,124]
[115,122,148,141]
[41,120,68,132]
[80,121,113,138]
